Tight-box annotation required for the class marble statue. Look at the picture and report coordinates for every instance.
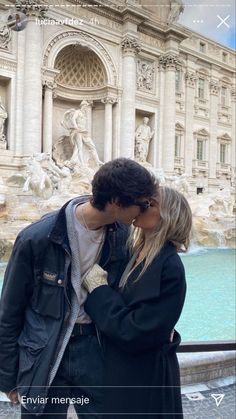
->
[23,155,53,199]
[0,177,7,207]
[152,168,166,185]
[166,173,190,197]
[167,0,184,24]
[209,187,234,217]
[34,153,72,195]
[0,96,7,149]
[59,101,103,170]
[0,24,11,49]
[135,117,154,162]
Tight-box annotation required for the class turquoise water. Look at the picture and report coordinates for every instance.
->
[0,248,235,342]
[177,248,235,341]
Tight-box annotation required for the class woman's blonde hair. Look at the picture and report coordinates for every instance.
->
[126,186,192,283]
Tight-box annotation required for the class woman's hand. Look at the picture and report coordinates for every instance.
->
[83,264,108,293]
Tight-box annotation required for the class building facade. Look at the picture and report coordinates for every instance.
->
[0,0,235,193]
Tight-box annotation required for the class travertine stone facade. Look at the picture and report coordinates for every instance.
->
[0,0,235,192]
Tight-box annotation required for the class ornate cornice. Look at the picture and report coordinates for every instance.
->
[15,0,48,17]
[121,36,141,55]
[159,54,182,71]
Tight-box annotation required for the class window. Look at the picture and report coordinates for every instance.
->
[197,187,203,195]
[222,52,228,63]
[175,134,181,157]
[221,86,227,106]
[198,78,205,99]
[200,42,206,53]
[220,143,226,163]
[175,70,181,93]
[197,139,204,160]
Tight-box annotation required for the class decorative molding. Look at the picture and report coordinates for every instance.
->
[0,58,17,72]
[210,80,220,96]
[175,122,185,131]
[193,128,209,137]
[185,71,197,88]
[159,54,182,71]
[121,36,141,55]
[43,30,117,86]
[231,88,236,102]
[101,97,118,105]
[42,80,57,91]
[217,133,231,142]
[218,110,231,124]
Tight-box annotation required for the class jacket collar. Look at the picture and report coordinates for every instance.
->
[48,195,119,247]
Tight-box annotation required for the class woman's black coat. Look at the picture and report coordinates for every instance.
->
[85,241,186,419]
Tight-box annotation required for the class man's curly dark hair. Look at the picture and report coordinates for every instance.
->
[91,158,157,210]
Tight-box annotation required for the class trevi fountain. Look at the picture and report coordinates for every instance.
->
[0,99,235,261]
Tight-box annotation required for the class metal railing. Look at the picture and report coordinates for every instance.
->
[178,340,236,352]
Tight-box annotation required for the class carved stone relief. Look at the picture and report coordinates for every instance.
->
[167,0,184,24]
[0,25,11,50]
[136,59,155,91]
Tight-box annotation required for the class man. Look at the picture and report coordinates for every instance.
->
[0,158,156,418]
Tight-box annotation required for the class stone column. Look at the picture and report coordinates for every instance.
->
[231,88,236,172]
[86,100,93,138]
[17,1,48,155]
[157,70,165,168]
[112,92,122,158]
[209,80,220,178]
[14,30,25,155]
[101,97,117,162]
[184,71,197,176]
[120,36,141,157]
[159,54,181,175]
[42,80,56,155]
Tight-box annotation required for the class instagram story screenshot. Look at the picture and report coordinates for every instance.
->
[0,0,235,418]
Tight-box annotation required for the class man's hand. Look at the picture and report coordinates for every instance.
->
[6,390,19,404]
[83,264,108,293]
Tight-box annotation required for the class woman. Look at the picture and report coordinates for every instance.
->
[83,186,192,418]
